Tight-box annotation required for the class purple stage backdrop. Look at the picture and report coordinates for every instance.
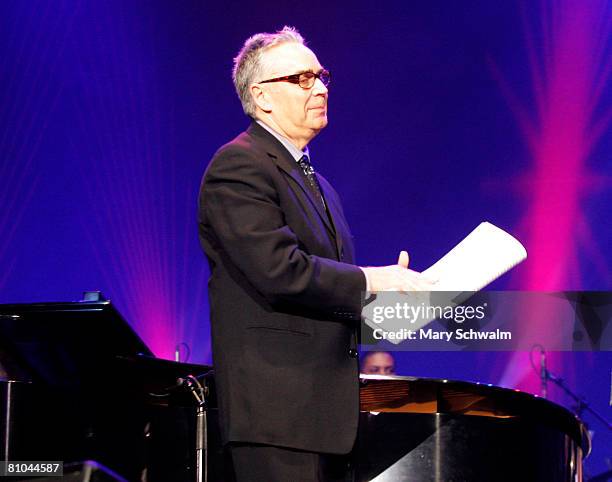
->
[1,0,610,474]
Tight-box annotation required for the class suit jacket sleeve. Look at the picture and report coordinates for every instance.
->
[200,143,366,319]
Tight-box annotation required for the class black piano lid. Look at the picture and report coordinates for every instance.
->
[0,300,154,386]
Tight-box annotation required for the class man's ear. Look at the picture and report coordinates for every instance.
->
[251,84,272,113]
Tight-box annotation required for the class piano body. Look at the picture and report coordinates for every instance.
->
[357,375,590,481]
[0,301,221,481]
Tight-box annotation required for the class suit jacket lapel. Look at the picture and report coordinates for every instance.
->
[247,122,337,239]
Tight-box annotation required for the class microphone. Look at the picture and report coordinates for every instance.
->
[540,347,548,399]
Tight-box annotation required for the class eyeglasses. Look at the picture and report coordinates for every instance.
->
[258,69,331,89]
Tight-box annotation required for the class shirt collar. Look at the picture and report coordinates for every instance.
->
[256,120,310,162]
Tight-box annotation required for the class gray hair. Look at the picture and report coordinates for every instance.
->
[232,26,305,117]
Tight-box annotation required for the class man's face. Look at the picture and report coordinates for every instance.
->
[361,352,396,375]
[257,42,328,147]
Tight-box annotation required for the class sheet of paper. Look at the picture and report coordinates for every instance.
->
[362,223,527,345]
[423,221,527,291]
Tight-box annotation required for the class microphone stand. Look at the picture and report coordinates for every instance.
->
[543,368,612,432]
[180,373,212,482]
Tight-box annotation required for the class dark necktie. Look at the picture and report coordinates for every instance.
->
[298,154,327,210]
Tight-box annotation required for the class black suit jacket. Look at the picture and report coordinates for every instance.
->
[198,121,365,454]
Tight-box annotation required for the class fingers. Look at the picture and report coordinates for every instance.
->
[421,273,439,285]
[397,250,409,269]
[404,269,436,292]
[362,265,435,293]
[393,268,428,293]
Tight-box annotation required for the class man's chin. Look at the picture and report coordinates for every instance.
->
[313,116,328,130]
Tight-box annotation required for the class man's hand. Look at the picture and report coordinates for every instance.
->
[361,251,435,292]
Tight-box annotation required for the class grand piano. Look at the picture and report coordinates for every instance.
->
[0,300,221,481]
[1,301,591,481]
[357,375,590,481]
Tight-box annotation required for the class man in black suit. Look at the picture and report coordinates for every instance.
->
[198,26,428,481]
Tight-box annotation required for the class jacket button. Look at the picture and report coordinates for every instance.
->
[348,349,358,358]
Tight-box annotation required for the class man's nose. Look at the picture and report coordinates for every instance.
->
[312,77,328,95]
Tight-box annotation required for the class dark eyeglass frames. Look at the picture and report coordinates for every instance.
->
[258,69,331,89]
